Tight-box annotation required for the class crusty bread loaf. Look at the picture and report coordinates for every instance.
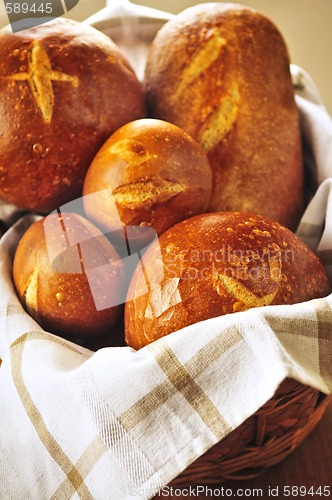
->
[83,118,212,245]
[125,212,330,350]
[0,18,145,213]
[144,3,303,230]
[13,213,125,339]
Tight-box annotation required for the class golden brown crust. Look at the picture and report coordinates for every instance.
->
[83,119,212,242]
[124,212,330,350]
[144,3,303,230]
[13,212,125,339]
[0,18,145,213]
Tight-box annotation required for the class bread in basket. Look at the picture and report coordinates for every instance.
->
[0,2,332,498]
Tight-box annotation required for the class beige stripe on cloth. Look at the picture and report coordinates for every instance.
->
[50,437,107,500]
[119,327,241,433]
[148,340,232,440]
[315,298,332,391]
[71,366,157,486]
[10,332,95,499]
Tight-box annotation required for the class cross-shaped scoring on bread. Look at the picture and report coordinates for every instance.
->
[7,40,79,123]
[0,18,146,212]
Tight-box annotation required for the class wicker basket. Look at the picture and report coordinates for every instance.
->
[170,379,331,486]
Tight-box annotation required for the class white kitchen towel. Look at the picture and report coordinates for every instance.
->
[1,34,332,500]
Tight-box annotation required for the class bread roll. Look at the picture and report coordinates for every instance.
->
[125,212,330,349]
[13,213,125,339]
[144,3,303,230]
[83,118,212,245]
[0,18,145,213]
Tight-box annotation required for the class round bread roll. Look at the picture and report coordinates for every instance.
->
[83,118,212,245]
[125,212,330,349]
[0,18,145,213]
[144,3,303,230]
[13,212,125,339]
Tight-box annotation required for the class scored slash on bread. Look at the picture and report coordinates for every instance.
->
[213,260,281,313]
[170,26,240,152]
[112,178,185,209]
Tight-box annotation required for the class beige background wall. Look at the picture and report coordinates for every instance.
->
[0,0,331,114]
